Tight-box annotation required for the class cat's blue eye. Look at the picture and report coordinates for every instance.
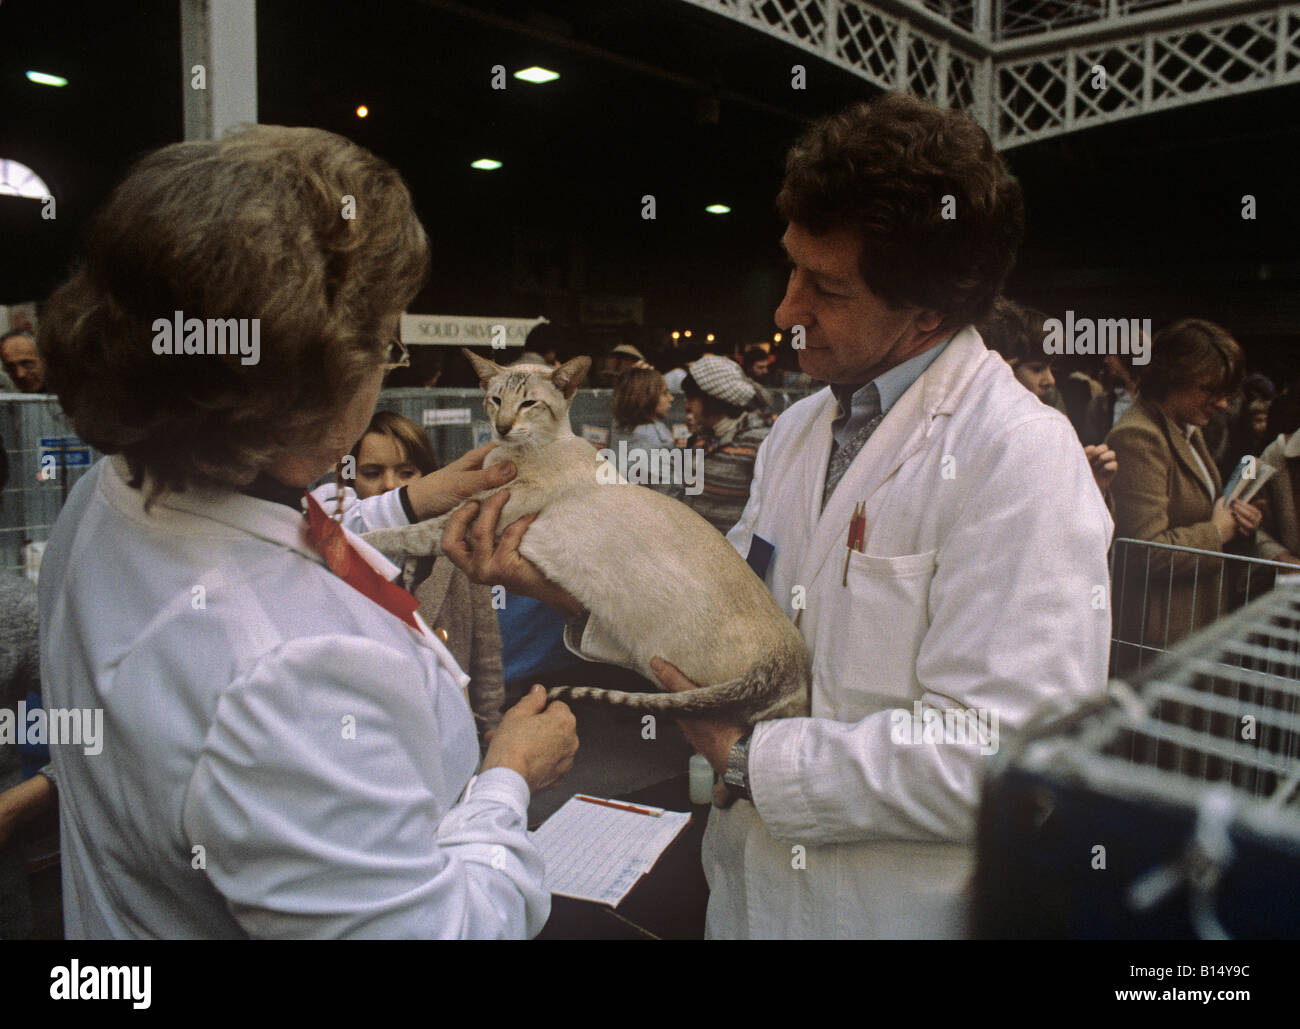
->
[520,400,537,408]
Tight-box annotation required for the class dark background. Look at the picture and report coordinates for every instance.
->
[2,0,1296,384]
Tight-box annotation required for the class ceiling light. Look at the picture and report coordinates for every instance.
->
[26,71,67,87]
[471,158,503,171]
[356,105,369,118]
[515,66,560,84]
[705,204,730,214]
[0,158,51,199]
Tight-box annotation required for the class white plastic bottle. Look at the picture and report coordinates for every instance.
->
[688,753,714,804]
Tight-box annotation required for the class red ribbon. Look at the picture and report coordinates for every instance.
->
[303,492,420,630]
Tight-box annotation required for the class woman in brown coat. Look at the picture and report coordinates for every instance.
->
[1107,319,1262,671]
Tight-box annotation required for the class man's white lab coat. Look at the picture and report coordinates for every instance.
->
[718,327,1112,938]
[39,456,548,938]
[571,327,1112,938]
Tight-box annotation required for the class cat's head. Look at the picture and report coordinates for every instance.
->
[462,348,591,448]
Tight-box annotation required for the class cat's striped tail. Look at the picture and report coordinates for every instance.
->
[544,646,807,719]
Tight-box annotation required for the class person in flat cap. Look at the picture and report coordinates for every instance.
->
[610,343,647,363]
[595,343,649,387]
[680,355,773,534]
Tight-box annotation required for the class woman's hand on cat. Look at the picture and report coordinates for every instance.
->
[651,658,748,775]
[405,443,516,520]
[481,684,579,793]
[442,490,584,616]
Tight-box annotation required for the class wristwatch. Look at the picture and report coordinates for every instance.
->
[722,731,754,802]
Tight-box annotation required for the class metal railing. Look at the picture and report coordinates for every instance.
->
[681,0,1300,149]
[1110,536,1297,679]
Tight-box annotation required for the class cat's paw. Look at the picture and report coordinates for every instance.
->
[711,780,739,809]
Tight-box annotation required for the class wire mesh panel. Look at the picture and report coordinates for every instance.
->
[0,387,822,575]
[0,396,101,578]
[975,579,1300,938]
[376,386,818,463]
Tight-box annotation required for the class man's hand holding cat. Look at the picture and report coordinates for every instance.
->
[481,684,579,792]
[442,490,584,616]
[405,442,516,520]
[651,658,747,774]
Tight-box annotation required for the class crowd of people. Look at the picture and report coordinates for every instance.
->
[976,297,1298,663]
[2,87,1297,941]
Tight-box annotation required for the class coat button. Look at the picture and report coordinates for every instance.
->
[435,627,449,644]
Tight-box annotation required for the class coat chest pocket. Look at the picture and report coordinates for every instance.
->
[811,549,938,718]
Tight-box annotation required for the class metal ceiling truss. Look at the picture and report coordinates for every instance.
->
[682,0,1300,148]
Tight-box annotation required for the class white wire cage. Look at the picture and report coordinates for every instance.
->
[975,574,1300,938]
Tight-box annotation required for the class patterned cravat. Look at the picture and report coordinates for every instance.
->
[822,382,884,511]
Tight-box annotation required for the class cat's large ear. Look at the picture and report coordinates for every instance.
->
[462,348,505,389]
[550,356,591,400]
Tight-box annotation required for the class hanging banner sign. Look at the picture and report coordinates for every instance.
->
[400,314,548,349]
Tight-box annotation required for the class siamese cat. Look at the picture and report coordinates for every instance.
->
[363,350,811,797]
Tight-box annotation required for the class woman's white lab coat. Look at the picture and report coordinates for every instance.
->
[571,327,1113,938]
[39,456,548,938]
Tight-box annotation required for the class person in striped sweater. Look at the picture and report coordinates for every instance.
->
[681,355,774,535]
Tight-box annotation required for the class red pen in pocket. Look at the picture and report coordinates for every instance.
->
[841,501,867,587]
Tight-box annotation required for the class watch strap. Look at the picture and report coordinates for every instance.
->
[723,730,754,802]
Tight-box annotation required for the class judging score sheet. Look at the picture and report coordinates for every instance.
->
[531,794,692,907]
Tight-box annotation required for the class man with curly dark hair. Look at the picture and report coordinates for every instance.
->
[639,93,1114,938]
[418,93,1115,940]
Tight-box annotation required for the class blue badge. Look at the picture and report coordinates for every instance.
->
[746,535,775,580]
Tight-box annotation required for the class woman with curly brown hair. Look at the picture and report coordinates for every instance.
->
[36,125,575,939]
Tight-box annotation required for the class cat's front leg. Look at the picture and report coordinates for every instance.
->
[362,513,454,561]
[362,484,538,561]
